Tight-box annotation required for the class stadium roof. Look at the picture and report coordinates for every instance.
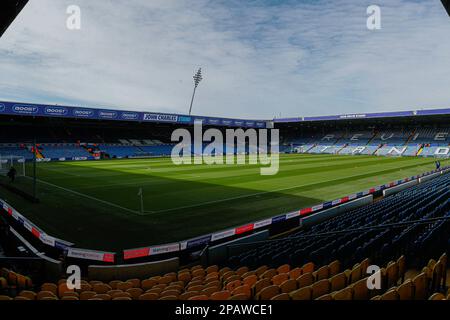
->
[274,108,450,123]
[0,0,28,38]
[1,99,450,127]
[442,0,450,16]
[0,100,267,128]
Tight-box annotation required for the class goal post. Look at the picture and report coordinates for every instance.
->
[0,155,26,177]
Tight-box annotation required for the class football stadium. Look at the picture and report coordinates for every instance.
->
[1,0,450,311]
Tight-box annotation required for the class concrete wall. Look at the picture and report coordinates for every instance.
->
[419,172,441,183]
[383,180,419,197]
[88,257,179,281]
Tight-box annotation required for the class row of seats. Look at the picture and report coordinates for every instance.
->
[39,145,91,159]
[292,143,449,157]
[229,173,450,271]
[0,146,34,160]
[0,267,33,293]
[284,128,450,146]
[0,253,447,300]
[1,173,449,301]
[99,144,255,158]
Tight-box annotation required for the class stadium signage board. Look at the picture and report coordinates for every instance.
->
[348,194,358,200]
[207,118,220,124]
[312,204,324,212]
[322,201,333,209]
[123,247,150,260]
[253,218,272,229]
[332,199,342,206]
[22,221,33,232]
[339,114,367,119]
[235,223,254,235]
[211,229,236,242]
[178,116,192,123]
[122,243,181,260]
[73,109,95,118]
[120,112,139,120]
[271,214,286,223]
[0,100,265,128]
[54,241,71,250]
[12,104,39,114]
[40,233,56,247]
[300,207,312,215]
[285,211,300,219]
[44,106,68,116]
[186,235,212,249]
[149,243,180,255]
[98,110,118,119]
[67,248,115,263]
[143,113,178,122]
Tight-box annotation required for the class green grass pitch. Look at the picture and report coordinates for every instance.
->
[0,154,448,252]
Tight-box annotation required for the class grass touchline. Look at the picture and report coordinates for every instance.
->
[0,154,447,251]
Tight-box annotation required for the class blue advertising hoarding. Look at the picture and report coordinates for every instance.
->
[0,100,267,129]
[3,100,449,126]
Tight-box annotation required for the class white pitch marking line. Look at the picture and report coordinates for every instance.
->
[24,176,139,215]
[141,162,426,215]
[29,157,429,217]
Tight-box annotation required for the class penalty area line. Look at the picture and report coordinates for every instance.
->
[24,176,140,216]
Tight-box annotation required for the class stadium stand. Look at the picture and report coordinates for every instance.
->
[285,127,449,158]
[1,103,450,301]
[1,171,449,300]
[0,145,33,160]
[98,145,143,158]
[39,144,92,159]
[227,173,450,269]
[1,253,448,300]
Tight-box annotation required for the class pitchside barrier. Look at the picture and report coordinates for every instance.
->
[6,226,63,282]
[1,166,449,269]
[418,171,442,183]
[205,230,270,266]
[300,195,373,228]
[382,180,419,197]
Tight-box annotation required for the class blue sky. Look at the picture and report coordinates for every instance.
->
[0,0,449,119]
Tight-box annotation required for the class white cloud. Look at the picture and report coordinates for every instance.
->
[0,0,449,119]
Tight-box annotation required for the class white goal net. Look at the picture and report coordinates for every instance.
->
[0,155,26,177]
